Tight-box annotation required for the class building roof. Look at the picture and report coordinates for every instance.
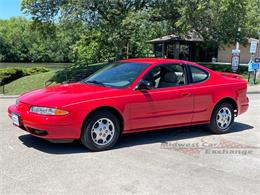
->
[149,32,258,44]
[148,31,204,43]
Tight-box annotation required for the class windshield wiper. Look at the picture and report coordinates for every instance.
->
[84,80,105,86]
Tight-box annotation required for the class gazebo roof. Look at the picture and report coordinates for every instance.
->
[149,32,258,44]
[148,31,204,43]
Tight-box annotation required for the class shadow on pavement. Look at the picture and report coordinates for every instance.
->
[18,135,87,154]
[18,122,253,154]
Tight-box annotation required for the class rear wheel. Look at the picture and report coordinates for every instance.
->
[209,102,234,134]
[81,110,121,151]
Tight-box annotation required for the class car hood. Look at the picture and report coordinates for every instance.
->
[19,82,120,108]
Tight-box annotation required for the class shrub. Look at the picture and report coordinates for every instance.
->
[48,63,106,84]
[0,67,49,85]
[199,63,248,75]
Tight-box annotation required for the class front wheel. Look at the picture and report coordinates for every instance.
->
[81,110,121,151]
[209,102,234,134]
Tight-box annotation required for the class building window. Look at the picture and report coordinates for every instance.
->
[179,44,190,60]
[154,43,164,57]
[166,44,175,58]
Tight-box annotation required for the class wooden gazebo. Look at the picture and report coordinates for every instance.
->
[148,31,218,62]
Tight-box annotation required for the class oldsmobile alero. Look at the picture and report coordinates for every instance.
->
[8,58,249,151]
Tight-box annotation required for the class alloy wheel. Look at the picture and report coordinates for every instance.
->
[91,118,115,146]
[216,107,232,130]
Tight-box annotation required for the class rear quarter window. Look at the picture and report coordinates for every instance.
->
[190,66,209,83]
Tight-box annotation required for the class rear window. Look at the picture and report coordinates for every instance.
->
[190,66,209,83]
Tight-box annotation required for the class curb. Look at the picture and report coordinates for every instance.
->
[0,95,18,99]
[247,91,260,94]
[247,85,260,94]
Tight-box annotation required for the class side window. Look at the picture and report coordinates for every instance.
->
[143,64,187,89]
[190,66,209,83]
[143,66,161,88]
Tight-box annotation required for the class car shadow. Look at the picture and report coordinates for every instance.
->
[18,122,254,154]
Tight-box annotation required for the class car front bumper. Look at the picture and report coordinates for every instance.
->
[8,103,82,140]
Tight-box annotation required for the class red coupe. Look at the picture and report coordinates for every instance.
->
[8,58,249,151]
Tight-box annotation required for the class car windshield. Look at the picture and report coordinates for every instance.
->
[83,62,149,88]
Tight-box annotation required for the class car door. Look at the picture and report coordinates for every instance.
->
[128,63,193,131]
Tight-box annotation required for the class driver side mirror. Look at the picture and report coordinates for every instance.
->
[136,80,154,90]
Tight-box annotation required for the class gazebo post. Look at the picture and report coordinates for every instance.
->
[174,41,180,59]
[162,43,165,58]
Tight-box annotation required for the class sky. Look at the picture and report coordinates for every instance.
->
[0,0,26,19]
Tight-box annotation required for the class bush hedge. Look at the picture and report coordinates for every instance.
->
[0,67,50,86]
[48,63,106,84]
[199,63,248,75]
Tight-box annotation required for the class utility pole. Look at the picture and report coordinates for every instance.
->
[236,27,241,50]
[257,30,260,58]
[256,31,260,80]
[231,27,241,73]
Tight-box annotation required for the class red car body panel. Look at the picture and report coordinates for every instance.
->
[8,58,249,140]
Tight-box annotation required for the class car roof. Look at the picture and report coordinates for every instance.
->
[120,58,196,66]
[120,58,212,72]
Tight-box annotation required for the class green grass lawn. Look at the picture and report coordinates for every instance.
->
[4,70,57,95]
[1,62,106,95]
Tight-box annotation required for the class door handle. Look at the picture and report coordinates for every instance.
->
[181,92,191,97]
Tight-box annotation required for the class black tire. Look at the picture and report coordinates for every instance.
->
[81,110,121,151]
[209,102,234,134]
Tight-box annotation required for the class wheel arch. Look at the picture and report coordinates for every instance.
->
[212,97,238,117]
[81,106,124,136]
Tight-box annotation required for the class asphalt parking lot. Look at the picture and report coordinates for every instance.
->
[1,88,260,195]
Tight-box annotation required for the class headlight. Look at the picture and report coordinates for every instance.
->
[30,106,69,116]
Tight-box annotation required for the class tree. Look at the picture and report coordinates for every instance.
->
[21,0,167,62]
[155,0,253,45]
[246,0,260,37]
[0,17,80,62]
[13,0,260,63]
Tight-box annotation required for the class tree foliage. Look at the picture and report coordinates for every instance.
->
[0,0,259,63]
[0,17,78,62]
